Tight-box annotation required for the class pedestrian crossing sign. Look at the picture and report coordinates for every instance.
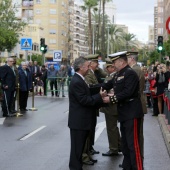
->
[21,38,32,50]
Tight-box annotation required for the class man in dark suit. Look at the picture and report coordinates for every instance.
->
[0,57,16,117]
[68,57,106,170]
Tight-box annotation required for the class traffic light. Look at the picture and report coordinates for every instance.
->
[40,38,47,54]
[157,36,163,52]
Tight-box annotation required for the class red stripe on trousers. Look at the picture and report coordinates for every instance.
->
[134,119,143,170]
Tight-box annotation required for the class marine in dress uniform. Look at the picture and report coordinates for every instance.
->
[100,58,121,156]
[127,51,147,161]
[96,51,143,170]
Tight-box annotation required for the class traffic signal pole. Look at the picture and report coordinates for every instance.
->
[159,51,162,63]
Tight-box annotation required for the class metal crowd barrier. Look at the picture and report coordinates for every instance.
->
[45,77,71,96]
[163,89,170,124]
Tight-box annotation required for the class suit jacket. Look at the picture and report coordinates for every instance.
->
[132,64,147,114]
[68,73,103,130]
[18,68,32,91]
[0,65,16,91]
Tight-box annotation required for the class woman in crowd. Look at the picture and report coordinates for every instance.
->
[154,64,168,114]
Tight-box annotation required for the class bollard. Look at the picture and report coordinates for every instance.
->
[29,82,38,111]
[16,83,23,117]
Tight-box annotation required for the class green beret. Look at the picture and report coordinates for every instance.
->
[84,54,99,61]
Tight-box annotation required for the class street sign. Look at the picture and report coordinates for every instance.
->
[53,50,62,61]
[166,17,170,34]
[20,38,32,50]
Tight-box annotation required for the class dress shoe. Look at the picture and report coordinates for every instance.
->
[11,110,17,113]
[89,147,100,155]
[102,150,119,156]
[83,160,94,165]
[62,95,65,97]
[24,109,28,111]
[90,158,97,163]
[119,164,123,168]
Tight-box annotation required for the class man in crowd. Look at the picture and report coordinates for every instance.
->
[0,57,16,117]
[10,56,19,113]
[40,65,48,96]
[18,62,32,112]
[57,65,67,97]
[68,57,105,170]
[100,58,121,156]
[47,64,58,97]
[98,51,143,170]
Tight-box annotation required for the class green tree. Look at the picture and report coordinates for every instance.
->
[0,0,26,51]
[28,54,43,66]
[164,36,170,57]
[148,50,159,64]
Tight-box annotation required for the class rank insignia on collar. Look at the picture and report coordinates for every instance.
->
[117,76,124,81]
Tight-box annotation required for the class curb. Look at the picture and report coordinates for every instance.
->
[158,114,170,156]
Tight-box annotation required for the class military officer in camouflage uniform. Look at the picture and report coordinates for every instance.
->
[100,58,121,156]
[82,54,103,165]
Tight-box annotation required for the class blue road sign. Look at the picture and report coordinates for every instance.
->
[53,50,62,61]
[21,38,32,50]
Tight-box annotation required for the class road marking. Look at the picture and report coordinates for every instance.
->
[95,121,106,142]
[0,118,6,125]
[20,126,46,141]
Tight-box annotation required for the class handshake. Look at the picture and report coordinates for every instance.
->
[99,87,114,103]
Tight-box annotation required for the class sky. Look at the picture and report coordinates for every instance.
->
[75,0,157,43]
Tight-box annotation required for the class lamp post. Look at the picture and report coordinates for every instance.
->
[107,27,110,57]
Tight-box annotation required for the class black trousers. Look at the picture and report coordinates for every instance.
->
[43,80,47,95]
[1,90,14,115]
[50,80,58,96]
[19,90,29,109]
[69,129,89,170]
[121,118,143,170]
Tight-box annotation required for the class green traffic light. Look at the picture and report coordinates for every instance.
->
[158,46,163,51]
[40,46,45,51]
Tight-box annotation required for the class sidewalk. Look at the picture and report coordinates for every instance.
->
[158,114,170,156]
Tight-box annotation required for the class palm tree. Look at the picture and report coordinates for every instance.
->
[108,25,124,53]
[81,0,98,54]
[121,33,137,50]
[101,0,112,58]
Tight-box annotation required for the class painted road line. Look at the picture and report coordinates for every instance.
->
[0,118,6,125]
[95,121,106,142]
[20,126,46,141]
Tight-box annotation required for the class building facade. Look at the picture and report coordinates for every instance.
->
[68,0,89,62]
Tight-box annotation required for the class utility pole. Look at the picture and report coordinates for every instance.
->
[107,27,110,57]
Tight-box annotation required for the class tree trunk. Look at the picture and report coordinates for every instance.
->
[88,8,92,54]
[101,0,105,60]
[97,0,101,51]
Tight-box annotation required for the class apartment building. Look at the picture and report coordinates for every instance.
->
[12,0,69,60]
[163,0,170,41]
[148,25,155,50]
[154,0,164,48]
[68,0,89,62]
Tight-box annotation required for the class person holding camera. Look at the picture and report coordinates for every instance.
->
[154,64,168,114]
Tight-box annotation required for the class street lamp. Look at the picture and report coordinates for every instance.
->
[106,27,110,57]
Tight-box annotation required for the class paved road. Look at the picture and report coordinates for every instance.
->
[0,97,169,170]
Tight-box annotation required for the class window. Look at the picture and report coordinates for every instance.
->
[49,39,56,44]
[50,0,56,3]
[36,19,41,24]
[50,19,56,24]
[49,29,56,34]
[36,9,41,14]
[50,9,56,14]
[36,0,41,4]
